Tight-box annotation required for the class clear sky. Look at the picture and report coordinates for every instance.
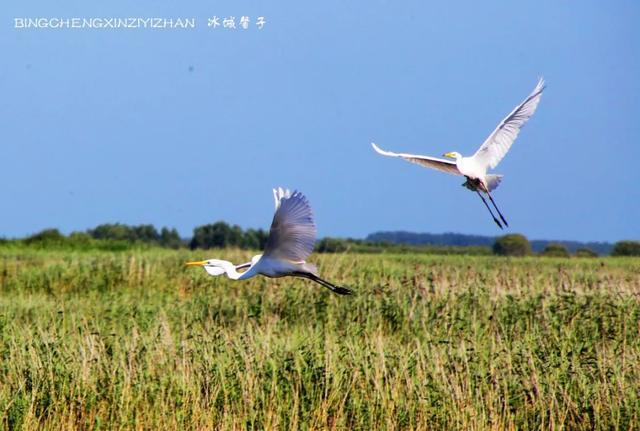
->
[1,1,638,242]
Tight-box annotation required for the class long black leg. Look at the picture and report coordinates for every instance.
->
[294,272,352,295]
[308,274,353,295]
[476,191,503,229]
[486,191,509,227]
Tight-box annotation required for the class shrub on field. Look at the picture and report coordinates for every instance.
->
[611,240,640,256]
[575,247,598,257]
[493,234,532,256]
[23,228,65,245]
[540,243,570,257]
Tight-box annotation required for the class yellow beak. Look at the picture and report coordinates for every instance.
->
[443,152,455,159]
[185,260,207,267]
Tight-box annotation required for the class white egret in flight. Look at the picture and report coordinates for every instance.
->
[186,188,352,295]
[372,78,545,229]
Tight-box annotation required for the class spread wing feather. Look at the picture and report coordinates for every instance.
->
[263,189,317,261]
[473,78,545,170]
[371,143,461,176]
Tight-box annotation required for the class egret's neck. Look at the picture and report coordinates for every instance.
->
[210,258,260,280]
[453,154,470,172]
[213,260,243,280]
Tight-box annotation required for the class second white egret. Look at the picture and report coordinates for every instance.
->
[372,78,545,229]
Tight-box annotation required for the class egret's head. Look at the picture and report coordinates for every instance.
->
[185,259,226,276]
[443,151,462,160]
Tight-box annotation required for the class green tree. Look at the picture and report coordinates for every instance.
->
[493,234,532,256]
[160,227,183,249]
[611,240,640,256]
[89,223,133,241]
[88,223,163,244]
[132,225,160,243]
[190,221,243,249]
[540,243,570,257]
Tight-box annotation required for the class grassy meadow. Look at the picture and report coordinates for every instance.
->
[1,248,639,430]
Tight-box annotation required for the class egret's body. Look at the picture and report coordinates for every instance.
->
[187,188,351,295]
[372,78,545,228]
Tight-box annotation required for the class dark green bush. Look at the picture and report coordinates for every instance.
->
[23,228,65,245]
[493,234,532,256]
[540,243,570,257]
[575,247,598,258]
[611,241,640,257]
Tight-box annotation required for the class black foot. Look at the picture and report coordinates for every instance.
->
[332,286,353,295]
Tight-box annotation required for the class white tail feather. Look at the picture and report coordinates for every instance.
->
[485,174,503,192]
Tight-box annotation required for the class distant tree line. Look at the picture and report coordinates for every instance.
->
[1,223,638,257]
[367,231,615,255]
[491,235,640,257]
[0,221,269,251]
[88,224,183,248]
[12,224,184,250]
[367,231,496,247]
[315,237,493,255]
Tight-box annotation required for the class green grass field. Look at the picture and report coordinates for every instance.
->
[1,249,639,430]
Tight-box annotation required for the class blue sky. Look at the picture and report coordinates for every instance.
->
[1,1,638,242]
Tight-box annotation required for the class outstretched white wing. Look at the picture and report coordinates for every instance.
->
[473,78,545,170]
[371,143,461,176]
[263,189,317,262]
